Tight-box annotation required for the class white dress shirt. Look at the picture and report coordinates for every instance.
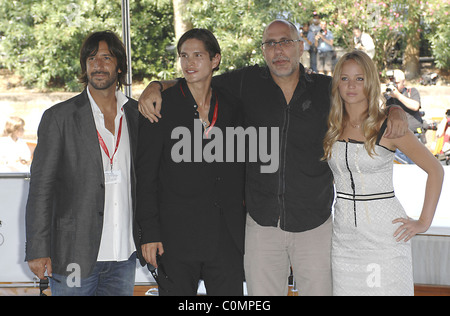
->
[87,87,135,262]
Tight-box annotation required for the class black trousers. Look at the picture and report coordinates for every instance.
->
[157,219,244,296]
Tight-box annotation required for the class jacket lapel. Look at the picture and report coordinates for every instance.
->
[124,100,138,160]
[73,89,104,174]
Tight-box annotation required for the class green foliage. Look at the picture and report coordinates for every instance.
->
[187,0,449,74]
[429,24,450,70]
[0,0,175,91]
[185,0,314,72]
[1,0,119,90]
[0,0,448,90]
[422,1,450,69]
[130,0,175,81]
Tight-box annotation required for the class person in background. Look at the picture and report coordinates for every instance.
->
[353,26,375,59]
[385,69,423,163]
[309,14,321,72]
[25,31,143,296]
[299,22,314,69]
[0,116,32,171]
[315,20,334,75]
[436,109,450,154]
[323,50,443,295]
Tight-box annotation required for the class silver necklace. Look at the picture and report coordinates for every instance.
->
[348,121,362,128]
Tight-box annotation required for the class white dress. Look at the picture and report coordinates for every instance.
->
[328,138,414,296]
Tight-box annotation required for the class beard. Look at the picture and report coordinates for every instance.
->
[268,56,298,78]
[88,70,118,90]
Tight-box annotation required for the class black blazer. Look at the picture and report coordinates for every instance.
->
[136,79,246,262]
[25,89,144,278]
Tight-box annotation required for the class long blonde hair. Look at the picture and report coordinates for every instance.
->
[323,50,386,160]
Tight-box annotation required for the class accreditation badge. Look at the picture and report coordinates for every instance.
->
[104,169,122,184]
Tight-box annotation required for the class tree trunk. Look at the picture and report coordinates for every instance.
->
[172,0,192,73]
[403,13,421,80]
[173,0,192,41]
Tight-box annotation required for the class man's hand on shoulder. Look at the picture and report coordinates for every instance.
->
[138,81,163,123]
[385,106,408,139]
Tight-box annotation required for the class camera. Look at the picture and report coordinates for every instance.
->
[385,82,397,93]
[385,70,397,93]
[299,28,306,38]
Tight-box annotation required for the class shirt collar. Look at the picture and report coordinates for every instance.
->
[87,86,128,116]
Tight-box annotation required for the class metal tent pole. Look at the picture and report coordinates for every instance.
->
[121,0,132,97]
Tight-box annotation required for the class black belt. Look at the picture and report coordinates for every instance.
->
[336,191,395,227]
[336,191,395,201]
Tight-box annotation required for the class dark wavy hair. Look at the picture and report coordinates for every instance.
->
[177,28,221,72]
[79,31,129,90]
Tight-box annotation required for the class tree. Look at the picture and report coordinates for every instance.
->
[172,0,192,73]
[184,0,449,78]
[403,2,421,80]
[0,0,123,90]
[173,0,193,40]
[1,0,447,90]
[130,0,176,81]
[0,0,176,91]
[184,0,306,73]
[422,0,450,70]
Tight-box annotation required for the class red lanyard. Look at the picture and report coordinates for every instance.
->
[205,93,218,138]
[97,115,123,170]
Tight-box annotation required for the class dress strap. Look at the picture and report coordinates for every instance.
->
[376,119,388,145]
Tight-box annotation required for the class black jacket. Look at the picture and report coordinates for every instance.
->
[136,79,246,262]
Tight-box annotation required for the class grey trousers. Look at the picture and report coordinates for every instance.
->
[244,214,332,296]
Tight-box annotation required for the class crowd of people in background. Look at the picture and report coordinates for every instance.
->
[299,14,375,75]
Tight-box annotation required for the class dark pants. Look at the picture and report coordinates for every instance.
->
[158,220,244,296]
[310,48,318,72]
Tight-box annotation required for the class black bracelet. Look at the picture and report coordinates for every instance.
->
[151,81,163,91]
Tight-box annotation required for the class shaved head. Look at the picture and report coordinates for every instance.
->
[263,20,300,41]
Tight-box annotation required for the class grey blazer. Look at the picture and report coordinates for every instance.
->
[25,89,144,278]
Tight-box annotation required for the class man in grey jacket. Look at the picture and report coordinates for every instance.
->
[25,31,143,296]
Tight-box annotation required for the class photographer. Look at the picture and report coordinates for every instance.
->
[385,69,423,163]
[299,22,314,68]
[309,14,321,72]
[353,27,375,59]
[315,21,334,75]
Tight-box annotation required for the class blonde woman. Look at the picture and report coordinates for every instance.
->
[0,116,31,170]
[323,51,444,296]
